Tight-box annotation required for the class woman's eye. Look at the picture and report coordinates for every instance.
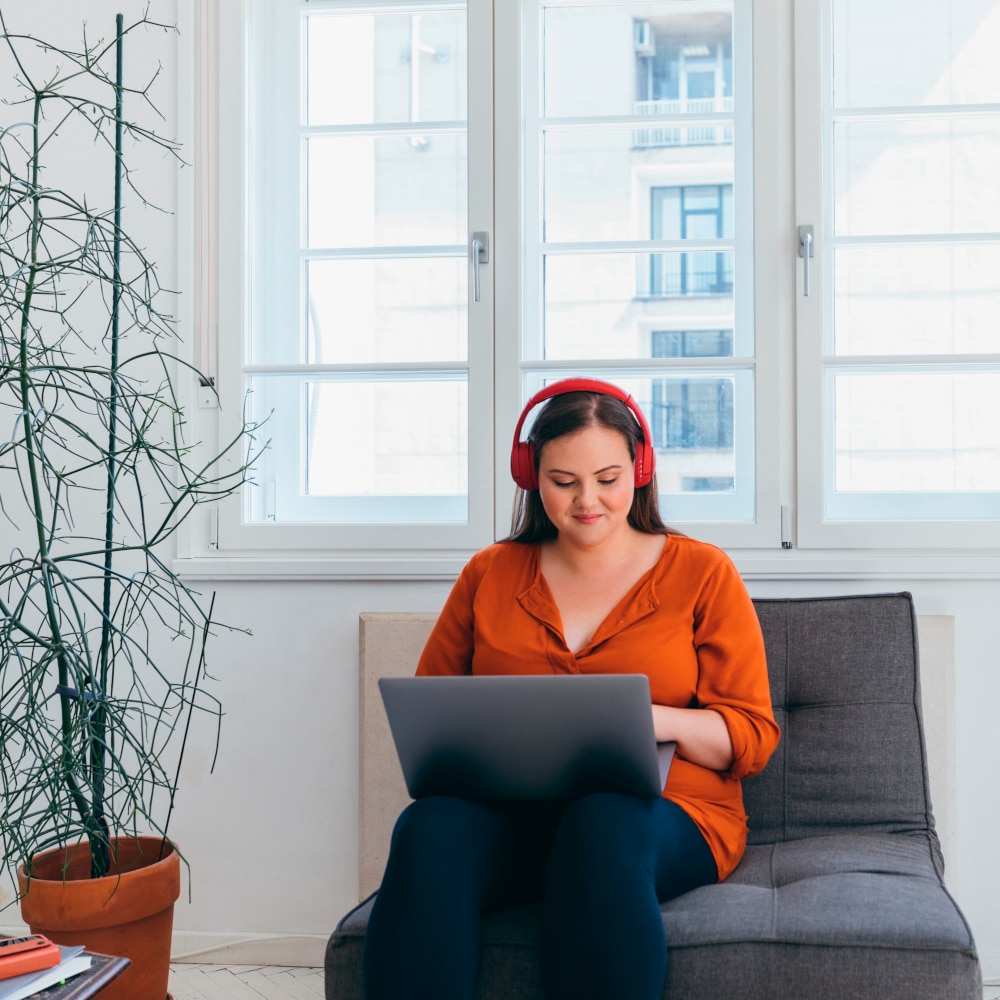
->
[598,478,618,486]
[554,481,574,489]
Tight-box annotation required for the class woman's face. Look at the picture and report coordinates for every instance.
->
[537,424,635,548]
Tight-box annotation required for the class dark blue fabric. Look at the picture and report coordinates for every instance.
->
[362,793,717,1000]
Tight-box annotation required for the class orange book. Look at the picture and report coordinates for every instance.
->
[0,937,61,981]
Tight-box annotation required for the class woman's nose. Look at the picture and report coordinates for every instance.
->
[574,481,596,506]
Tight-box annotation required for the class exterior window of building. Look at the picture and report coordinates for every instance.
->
[650,331,735,492]
[651,378,734,451]
[650,185,734,295]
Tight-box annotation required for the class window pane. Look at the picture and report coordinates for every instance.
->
[540,253,735,360]
[834,118,1000,236]
[834,371,1000,491]
[543,4,733,118]
[246,376,468,524]
[306,134,467,248]
[305,380,467,497]
[306,258,467,365]
[833,0,1000,108]
[543,130,735,243]
[834,245,1000,355]
[306,10,467,126]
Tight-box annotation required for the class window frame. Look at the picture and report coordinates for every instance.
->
[199,0,497,564]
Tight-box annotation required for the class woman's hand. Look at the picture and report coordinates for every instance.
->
[651,704,734,772]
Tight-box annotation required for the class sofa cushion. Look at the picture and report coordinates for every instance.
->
[666,835,972,948]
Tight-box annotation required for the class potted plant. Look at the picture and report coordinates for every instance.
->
[0,12,254,999]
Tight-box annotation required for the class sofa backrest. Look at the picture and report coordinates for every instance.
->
[745,594,941,867]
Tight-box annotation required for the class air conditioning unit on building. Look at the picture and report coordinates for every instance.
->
[634,20,655,56]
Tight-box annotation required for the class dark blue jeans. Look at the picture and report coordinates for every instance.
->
[362,792,717,1000]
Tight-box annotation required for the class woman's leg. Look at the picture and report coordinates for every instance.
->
[540,793,717,1000]
[363,796,557,1000]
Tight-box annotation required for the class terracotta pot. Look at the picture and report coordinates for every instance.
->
[17,836,180,1000]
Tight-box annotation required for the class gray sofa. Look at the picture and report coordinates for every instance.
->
[326,593,981,999]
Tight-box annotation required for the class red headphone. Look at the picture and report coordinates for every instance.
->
[509,378,656,491]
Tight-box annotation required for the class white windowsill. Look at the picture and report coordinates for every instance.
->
[172,549,1000,582]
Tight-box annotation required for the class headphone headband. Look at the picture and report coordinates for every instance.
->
[509,378,656,490]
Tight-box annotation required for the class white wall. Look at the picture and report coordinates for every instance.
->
[1,0,998,982]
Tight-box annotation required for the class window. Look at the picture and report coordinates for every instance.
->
[194,0,1000,572]
[794,0,1000,546]
[224,0,495,554]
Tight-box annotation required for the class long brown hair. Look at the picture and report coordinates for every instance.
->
[507,390,673,543]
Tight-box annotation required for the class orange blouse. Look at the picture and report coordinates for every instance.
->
[415,534,780,881]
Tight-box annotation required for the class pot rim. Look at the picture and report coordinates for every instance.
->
[17,836,181,931]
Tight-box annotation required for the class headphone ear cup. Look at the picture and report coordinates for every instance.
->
[634,437,655,488]
[512,441,537,491]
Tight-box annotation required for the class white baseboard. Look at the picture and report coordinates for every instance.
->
[980,949,1000,986]
[169,931,327,967]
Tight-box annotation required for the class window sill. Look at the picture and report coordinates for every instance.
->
[173,553,474,582]
[172,549,1000,583]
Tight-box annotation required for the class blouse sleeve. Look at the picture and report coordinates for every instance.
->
[693,558,780,781]
[415,555,482,676]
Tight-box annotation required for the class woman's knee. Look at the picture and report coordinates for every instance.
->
[551,792,654,864]
[384,796,487,879]
[391,796,473,844]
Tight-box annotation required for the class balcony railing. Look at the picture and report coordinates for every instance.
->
[633,97,734,148]
[651,397,734,451]
[649,252,733,297]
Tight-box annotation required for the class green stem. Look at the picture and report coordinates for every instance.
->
[89,13,126,881]
[17,90,97,854]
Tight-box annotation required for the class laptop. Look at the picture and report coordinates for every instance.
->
[379,674,675,801]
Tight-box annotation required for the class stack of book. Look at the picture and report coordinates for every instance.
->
[0,936,91,1000]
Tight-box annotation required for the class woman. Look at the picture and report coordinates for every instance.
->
[363,378,780,1000]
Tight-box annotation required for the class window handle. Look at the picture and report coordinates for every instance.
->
[471,231,490,302]
[797,224,815,297]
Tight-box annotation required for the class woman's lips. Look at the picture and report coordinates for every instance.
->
[573,514,601,524]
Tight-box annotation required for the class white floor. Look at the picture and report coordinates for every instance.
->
[167,965,997,1000]
[168,965,324,999]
